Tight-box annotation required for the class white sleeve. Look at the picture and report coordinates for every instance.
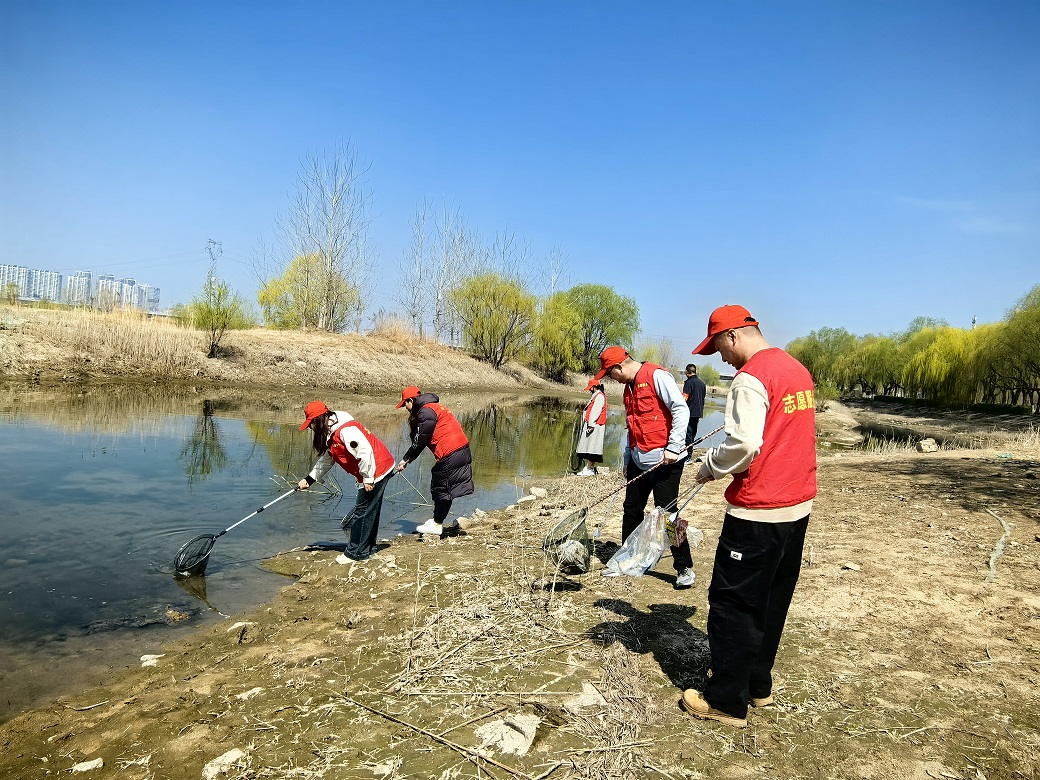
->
[343,429,378,484]
[699,373,767,479]
[653,369,690,454]
[308,450,335,484]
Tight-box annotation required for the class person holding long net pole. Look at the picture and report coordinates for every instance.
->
[591,346,694,590]
[394,386,474,539]
[298,401,396,563]
[680,305,817,729]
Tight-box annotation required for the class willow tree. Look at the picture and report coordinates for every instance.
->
[451,272,536,368]
[259,252,359,331]
[531,292,583,381]
[1002,286,1040,408]
[788,327,858,386]
[564,284,640,371]
[901,326,985,406]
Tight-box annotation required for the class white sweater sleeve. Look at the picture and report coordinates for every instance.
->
[308,451,335,484]
[344,429,378,484]
[698,372,767,480]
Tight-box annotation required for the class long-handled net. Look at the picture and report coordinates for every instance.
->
[543,508,592,573]
[174,488,298,576]
[544,425,724,576]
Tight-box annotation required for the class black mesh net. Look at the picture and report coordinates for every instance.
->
[543,509,592,573]
[174,534,218,576]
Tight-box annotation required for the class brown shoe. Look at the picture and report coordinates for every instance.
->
[680,690,747,728]
[750,677,783,707]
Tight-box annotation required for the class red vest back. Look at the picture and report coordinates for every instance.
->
[623,362,671,451]
[725,348,818,509]
[328,421,396,481]
[426,402,469,459]
[584,391,608,425]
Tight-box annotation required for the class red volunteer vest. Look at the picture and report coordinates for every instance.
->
[725,348,818,509]
[583,391,608,425]
[623,362,671,451]
[328,421,396,482]
[426,402,469,459]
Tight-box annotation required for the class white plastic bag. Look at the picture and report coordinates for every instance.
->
[603,507,669,577]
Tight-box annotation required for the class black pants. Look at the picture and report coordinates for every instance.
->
[622,458,691,571]
[340,473,390,561]
[685,417,701,448]
[705,512,809,718]
[433,498,454,525]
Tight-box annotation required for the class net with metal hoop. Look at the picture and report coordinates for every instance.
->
[174,534,218,576]
[542,509,592,573]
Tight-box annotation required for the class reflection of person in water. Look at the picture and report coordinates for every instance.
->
[297,401,395,562]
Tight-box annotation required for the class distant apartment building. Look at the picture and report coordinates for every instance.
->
[65,271,92,305]
[1,264,63,301]
[2,264,159,310]
[29,269,62,301]
[0,264,30,298]
[140,284,161,312]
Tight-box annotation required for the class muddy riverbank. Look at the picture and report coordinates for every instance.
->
[1,399,1038,779]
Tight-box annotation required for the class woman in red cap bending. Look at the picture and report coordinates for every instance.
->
[298,401,396,562]
[394,386,474,538]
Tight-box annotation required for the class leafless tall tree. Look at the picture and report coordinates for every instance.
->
[540,245,570,296]
[397,200,432,338]
[254,141,375,332]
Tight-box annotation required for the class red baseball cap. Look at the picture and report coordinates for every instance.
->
[692,305,760,355]
[396,386,421,408]
[591,346,630,383]
[300,400,330,430]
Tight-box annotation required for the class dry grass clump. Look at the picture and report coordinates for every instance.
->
[1004,423,1040,452]
[29,307,205,374]
[367,310,431,347]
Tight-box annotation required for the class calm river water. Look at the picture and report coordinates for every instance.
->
[0,381,724,721]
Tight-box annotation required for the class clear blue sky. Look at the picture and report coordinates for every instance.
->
[3,1,1038,367]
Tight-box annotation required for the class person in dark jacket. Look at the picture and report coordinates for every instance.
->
[394,386,475,538]
[682,364,707,447]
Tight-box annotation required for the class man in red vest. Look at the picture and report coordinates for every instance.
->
[298,401,397,562]
[680,305,817,728]
[591,346,693,588]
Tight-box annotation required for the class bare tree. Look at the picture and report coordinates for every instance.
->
[397,201,432,338]
[257,141,375,332]
[432,203,477,343]
[540,245,571,297]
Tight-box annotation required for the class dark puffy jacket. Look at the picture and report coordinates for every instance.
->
[404,393,474,501]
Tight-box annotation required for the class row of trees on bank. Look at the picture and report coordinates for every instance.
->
[787,286,1040,411]
[193,141,652,377]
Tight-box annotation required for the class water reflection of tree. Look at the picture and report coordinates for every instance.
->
[180,400,229,485]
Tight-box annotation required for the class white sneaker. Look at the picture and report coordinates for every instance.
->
[416,519,443,535]
[576,467,595,476]
[674,568,695,589]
